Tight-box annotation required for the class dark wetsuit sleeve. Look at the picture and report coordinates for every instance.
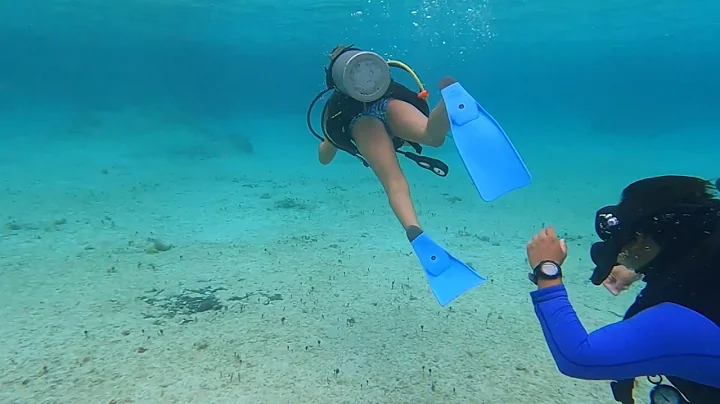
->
[530,284,720,389]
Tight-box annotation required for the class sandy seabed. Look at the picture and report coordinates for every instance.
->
[4,111,713,404]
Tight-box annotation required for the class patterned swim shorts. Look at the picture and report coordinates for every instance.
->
[348,98,392,136]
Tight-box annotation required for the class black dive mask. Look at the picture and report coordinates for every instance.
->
[590,206,632,285]
[589,200,720,285]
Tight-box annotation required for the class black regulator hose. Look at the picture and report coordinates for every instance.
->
[306,88,333,142]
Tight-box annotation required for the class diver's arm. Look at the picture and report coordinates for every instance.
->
[318,140,338,165]
[531,284,720,389]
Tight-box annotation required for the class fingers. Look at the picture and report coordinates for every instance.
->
[528,228,556,247]
[528,226,562,247]
[603,283,621,296]
[527,226,566,269]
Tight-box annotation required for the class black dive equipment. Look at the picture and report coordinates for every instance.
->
[306,45,449,177]
[648,377,689,404]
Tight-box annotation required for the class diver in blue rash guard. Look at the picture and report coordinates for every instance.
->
[524,175,720,404]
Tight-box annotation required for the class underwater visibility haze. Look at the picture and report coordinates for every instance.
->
[0,0,718,403]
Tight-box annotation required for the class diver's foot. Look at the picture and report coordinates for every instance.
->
[439,76,457,90]
[406,225,424,242]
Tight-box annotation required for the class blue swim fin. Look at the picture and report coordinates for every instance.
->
[441,81,531,202]
[407,226,485,305]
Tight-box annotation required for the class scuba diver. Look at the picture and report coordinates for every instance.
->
[306,44,485,305]
[525,175,720,403]
[307,44,453,231]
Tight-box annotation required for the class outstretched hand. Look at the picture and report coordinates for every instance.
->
[603,265,642,296]
[527,227,568,269]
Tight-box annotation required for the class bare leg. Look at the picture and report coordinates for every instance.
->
[351,116,420,230]
[386,77,457,147]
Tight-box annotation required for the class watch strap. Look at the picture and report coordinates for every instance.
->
[530,260,562,285]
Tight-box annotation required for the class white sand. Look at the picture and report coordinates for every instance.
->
[1,110,715,403]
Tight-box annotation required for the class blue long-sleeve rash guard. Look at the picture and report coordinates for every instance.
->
[531,284,720,388]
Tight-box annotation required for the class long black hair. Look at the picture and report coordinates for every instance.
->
[622,176,719,272]
[620,176,720,319]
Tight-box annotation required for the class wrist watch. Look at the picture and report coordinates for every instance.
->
[529,260,562,285]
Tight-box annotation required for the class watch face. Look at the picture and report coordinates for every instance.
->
[650,385,683,404]
[540,261,560,276]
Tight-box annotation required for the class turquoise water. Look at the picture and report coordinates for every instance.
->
[1,1,718,403]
